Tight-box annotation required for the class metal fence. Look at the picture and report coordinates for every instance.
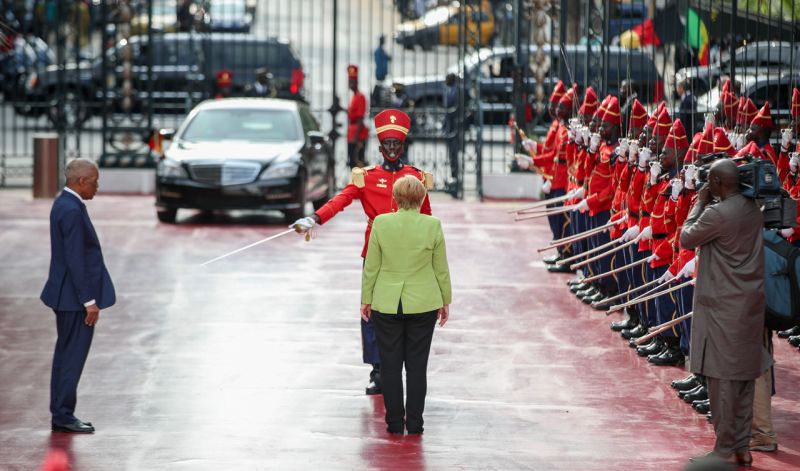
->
[1,0,799,195]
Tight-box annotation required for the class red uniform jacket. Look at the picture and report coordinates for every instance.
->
[609,158,632,238]
[625,165,646,230]
[666,190,697,275]
[315,165,432,257]
[347,91,369,142]
[585,142,615,216]
[533,123,569,190]
[648,178,676,268]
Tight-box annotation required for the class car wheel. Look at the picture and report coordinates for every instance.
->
[313,169,335,210]
[157,207,178,224]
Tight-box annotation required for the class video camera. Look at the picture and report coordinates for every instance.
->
[694,153,795,229]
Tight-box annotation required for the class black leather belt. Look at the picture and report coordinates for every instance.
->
[652,234,668,240]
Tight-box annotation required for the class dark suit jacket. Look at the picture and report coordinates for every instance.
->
[41,191,116,311]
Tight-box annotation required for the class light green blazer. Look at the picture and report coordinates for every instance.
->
[361,209,452,314]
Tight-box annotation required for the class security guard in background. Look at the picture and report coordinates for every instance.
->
[291,109,434,395]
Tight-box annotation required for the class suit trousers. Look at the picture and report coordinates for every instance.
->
[50,310,94,425]
[751,329,776,445]
[373,308,437,432]
[707,376,756,455]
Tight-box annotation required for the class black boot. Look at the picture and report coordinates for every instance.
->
[621,323,647,340]
[636,337,664,357]
[683,385,708,403]
[543,254,561,265]
[789,335,800,347]
[777,325,800,338]
[693,399,710,414]
[610,315,638,332]
[366,364,382,395]
[671,374,699,391]
[566,277,584,286]
[679,384,704,400]
[648,346,685,366]
[570,282,588,293]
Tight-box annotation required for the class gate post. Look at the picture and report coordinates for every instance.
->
[32,134,61,199]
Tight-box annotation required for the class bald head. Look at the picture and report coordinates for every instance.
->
[65,158,99,200]
[709,158,739,199]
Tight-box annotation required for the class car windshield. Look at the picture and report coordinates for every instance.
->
[181,109,301,142]
[213,1,246,18]
[446,48,495,75]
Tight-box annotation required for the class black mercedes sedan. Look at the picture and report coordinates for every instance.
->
[155,98,334,223]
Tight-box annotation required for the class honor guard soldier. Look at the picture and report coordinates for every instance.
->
[347,65,369,168]
[291,109,433,395]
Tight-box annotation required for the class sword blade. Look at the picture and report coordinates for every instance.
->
[200,228,296,266]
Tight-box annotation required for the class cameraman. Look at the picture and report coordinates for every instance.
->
[680,159,772,468]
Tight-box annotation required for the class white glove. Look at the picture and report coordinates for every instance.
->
[621,225,640,242]
[291,216,316,234]
[657,270,675,284]
[791,153,800,175]
[636,225,652,242]
[780,228,795,239]
[581,128,591,145]
[575,199,589,213]
[628,142,639,161]
[781,128,794,153]
[617,138,629,158]
[589,133,601,153]
[647,253,660,262]
[649,161,662,185]
[735,133,746,150]
[516,154,532,170]
[573,187,585,199]
[638,148,651,168]
[542,179,552,194]
[671,178,683,200]
[684,165,696,189]
[677,257,696,279]
[522,138,536,153]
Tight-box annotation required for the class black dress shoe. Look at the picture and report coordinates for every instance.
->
[52,420,94,434]
[543,254,561,265]
[576,287,598,298]
[683,386,708,404]
[386,426,404,435]
[621,323,647,340]
[569,283,587,294]
[566,277,584,286]
[636,338,664,357]
[693,399,710,414]
[648,346,685,366]
[591,301,610,311]
[671,374,699,391]
[366,368,382,395]
[547,263,574,273]
[610,317,637,332]
[789,335,800,347]
[778,325,800,338]
[582,293,605,304]
[679,384,704,400]
[406,427,424,435]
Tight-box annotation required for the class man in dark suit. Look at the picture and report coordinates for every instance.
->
[676,79,698,134]
[41,158,115,434]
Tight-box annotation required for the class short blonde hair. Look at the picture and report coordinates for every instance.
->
[393,175,427,209]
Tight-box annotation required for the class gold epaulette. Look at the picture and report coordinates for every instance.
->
[409,165,434,189]
[351,165,375,188]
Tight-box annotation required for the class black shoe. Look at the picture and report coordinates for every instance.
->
[778,325,800,338]
[567,277,584,286]
[406,426,424,435]
[386,426,404,435]
[576,287,598,298]
[679,384,704,400]
[621,324,647,340]
[636,338,665,357]
[52,420,94,434]
[547,263,574,273]
[693,399,710,414]
[789,335,800,347]
[671,374,699,391]
[683,386,708,404]
[582,293,605,304]
[592,301,610,311]
[366,367,382,395]
[543,254,561,265]
[610,317,637,332]
[570,283,588,294]
[649,346,685,366]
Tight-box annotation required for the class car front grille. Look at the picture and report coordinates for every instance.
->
[188,162,262,186]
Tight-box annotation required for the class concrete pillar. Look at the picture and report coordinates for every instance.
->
[32,133,60,199]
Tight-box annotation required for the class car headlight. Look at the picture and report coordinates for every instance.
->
[260,162,299,180]
[157,158,188,178]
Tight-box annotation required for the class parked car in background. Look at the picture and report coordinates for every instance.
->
[675,41,800,97]
[206,0,252,32]
[131,0,181,35]
[24,33,305,125]
[374,44,662,126]
[155,98,334,223]
[394,1,494,50]
[0,34,53,116]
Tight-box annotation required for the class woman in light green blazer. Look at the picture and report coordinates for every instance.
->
[361,175,451,435]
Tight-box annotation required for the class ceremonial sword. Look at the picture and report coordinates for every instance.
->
[200,227,302,266]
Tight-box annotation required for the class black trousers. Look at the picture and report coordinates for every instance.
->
[50,310,94,425]
[373,307,437,432]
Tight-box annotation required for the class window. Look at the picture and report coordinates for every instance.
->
[181,109,302,142]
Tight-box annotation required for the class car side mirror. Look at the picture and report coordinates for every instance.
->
[307,131,326,147]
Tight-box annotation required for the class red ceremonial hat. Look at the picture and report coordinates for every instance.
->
[751,101,773,129]
[628,99,648,130]
[374,108,411,142]
[736,141,764,160]
[696,124,715,156]
[654,108,673,138]
[347,64,358,80]
[600,96,622,126]
[595,95,611,120]
[685,132,703,165]
[740,98,758,127]
[579,86,599,116]
[216,69,233,87]
[721,91,738,123]
[792,87,800,119]
[721,78,732,95]
[713,127,736,156]
[664,118,689,150]
[559,85,577,109]
[550,80,567,104]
